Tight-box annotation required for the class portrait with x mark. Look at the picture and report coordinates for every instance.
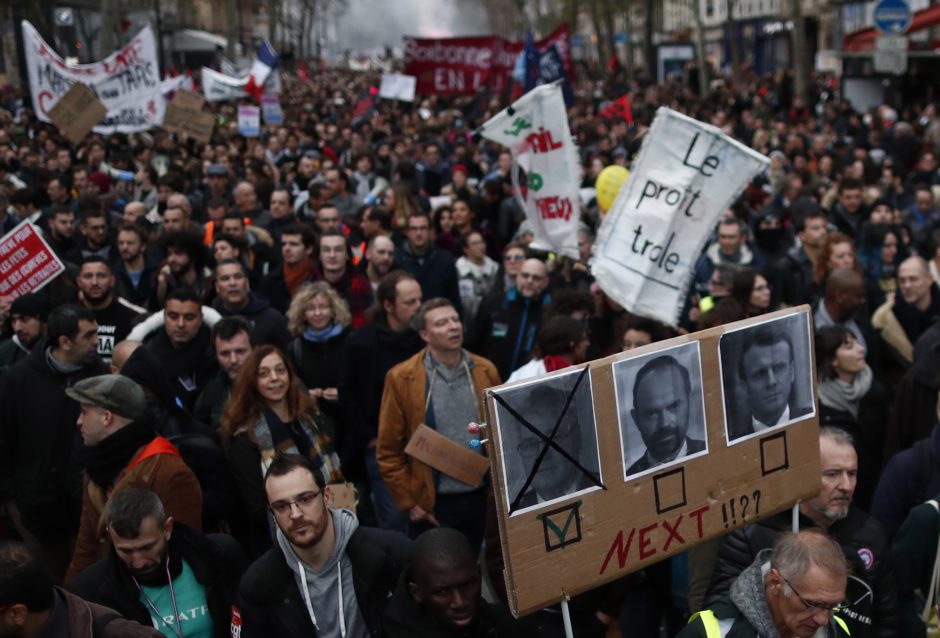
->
[492,366,603,516]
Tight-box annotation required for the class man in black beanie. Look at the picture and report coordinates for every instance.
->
[0,293,50,374]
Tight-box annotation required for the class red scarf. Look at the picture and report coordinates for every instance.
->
[543,355,572,373]
[284,258,315,296]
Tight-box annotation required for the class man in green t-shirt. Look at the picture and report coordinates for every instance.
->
[69,489,246,638]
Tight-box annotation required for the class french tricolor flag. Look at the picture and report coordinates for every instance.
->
[244,40,279,100]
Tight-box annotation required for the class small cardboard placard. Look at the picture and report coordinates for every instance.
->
[378,73,417,102]
[328,482,357,511]
[0,221,66,297]
[405,424,490,487]
[484,307,821,617]
[163,104,215,144]
[47,83,107,144]
[172,89,205,110]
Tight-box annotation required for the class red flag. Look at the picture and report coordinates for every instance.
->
[607,53,619,73]
[298,61,309,82]
[599,95,633,125]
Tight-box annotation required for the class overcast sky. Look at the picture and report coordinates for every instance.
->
[332,0,491,53]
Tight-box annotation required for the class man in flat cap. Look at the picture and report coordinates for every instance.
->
[64,374,203,582]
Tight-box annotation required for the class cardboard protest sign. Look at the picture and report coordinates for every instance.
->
[405,424,490,487]
[237,105,261,137]
[378,73,417,102]
[328,482,357,511]
[0,221,66,297]
[260,95,283,124]
[592,107,769,327]
[171,89,205,111]
[482,307,820,617]
[23,21,164,134]
[478,82,580,259]
[162,90,214,144]
[47,83,108,144]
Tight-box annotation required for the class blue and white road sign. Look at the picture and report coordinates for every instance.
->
[874,0,912,34]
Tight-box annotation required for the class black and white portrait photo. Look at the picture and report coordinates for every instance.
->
[719,313,816,444]
[493,367,602,516]
[613,341,708,479]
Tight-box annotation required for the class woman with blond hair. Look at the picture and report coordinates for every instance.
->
[222,345,342,555]
[286,281,352,432]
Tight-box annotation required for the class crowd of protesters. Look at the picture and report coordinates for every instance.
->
[0,60,939,637]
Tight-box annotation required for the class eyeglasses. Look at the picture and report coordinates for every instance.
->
[504,254,526,262]
[778,572,846,616]
[270,490,322,516]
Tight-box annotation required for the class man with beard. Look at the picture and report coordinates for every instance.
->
[383,528,518,637]
[44,204,78,259]
[0,304,107,578]
[154,231,210,307]
[76,257,146,363]
[194,317,254,430]
[232,453,410,638]
[145,288,219,411]
[64,375,203,581]
[626,355,706,476]
[704,427,899,638]
[69,489,246,638]
[363,235,395,291]
[66,209,119,264]
[378,299,501,549]
[0,293,49,374]
[339,271,424,532]
[113,223,158,309]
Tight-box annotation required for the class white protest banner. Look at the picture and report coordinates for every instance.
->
[201,67,281,102]
[23,21,164,134]
[592,107,769,327]
[237,105,260,137]
[477,82,580,259]
[378,73,417,102]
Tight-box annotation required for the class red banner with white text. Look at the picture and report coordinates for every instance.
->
[403,25,571,96]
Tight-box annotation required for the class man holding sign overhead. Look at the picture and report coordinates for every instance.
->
[377,298,501,550]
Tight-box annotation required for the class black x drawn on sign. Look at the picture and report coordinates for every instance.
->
[491,365,605,515]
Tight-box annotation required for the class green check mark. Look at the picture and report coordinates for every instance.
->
[537,501,582,545]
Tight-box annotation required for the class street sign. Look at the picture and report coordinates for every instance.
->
[874,34,908,74]
[873,0,912,34]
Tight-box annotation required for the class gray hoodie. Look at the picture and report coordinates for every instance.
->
[277,508,369,638]
[730,548,842,638]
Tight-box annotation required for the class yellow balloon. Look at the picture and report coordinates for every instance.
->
[595,165,629,213]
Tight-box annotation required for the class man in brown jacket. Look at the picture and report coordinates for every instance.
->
[377,298,501,550]
[63,374,203,582]
[0,541,162,637]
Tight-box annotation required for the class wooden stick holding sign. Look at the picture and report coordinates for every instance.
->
[405,424,490,487]
[48,83,107,145]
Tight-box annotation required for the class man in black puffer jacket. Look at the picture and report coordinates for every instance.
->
[706,427,899,638]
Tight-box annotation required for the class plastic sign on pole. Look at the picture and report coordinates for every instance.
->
[873,0,912,34]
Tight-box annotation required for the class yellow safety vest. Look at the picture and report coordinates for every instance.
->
[686,609,851,637]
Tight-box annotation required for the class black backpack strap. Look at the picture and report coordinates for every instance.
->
[92,612,122,637]
[912,437,933,505]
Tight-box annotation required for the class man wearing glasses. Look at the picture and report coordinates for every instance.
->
[680,530,851,638]
[703,427,899,638]
[233,453,410,638]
